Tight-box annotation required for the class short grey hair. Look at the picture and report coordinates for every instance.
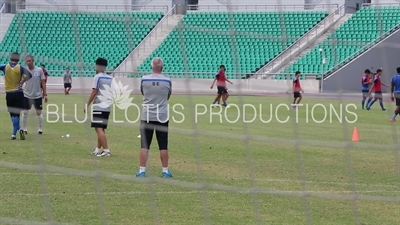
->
[151,57,164,69]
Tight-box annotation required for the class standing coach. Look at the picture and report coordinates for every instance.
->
[135,57,172,178]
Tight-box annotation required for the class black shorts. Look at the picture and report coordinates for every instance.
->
[140,120,169,150]
[91,111,110,129]
[396,98,400,106]
[294,92,302,98]
[6,91,24,116]
[64,83,71,88]
[394,94,400,106]
[374,91,382,99]
[23,97,43,111]
[217,86,228,94]
[362,90,370,98]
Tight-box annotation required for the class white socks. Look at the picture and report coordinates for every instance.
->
[38,114,43,130]
[22,113,43,131]
[22,113,28,130]
[103,149,110,153]
[138,167,168,173]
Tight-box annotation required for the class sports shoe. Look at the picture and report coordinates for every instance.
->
[11,135,16,140]
[23,130,28,135]
[97,151,111,157]
[19,130,25,140]
[162,171,173,178]
[38,129,43,135]
[382,109,387,111]
[91,149,101,155]
[136,171,146,177]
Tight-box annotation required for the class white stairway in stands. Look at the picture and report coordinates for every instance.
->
[114,14,183,74]
[275,14,352,75]
[0,13,14,42]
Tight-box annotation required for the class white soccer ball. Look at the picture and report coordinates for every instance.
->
[66,134,70,138]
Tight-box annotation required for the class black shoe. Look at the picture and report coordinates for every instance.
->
[11,136,16,140]
[19,130,25,140]
[24,131,28,135]
[38,131,43,135]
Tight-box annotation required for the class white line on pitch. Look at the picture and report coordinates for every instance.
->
[1,172,399,189]
[1,190,399,197]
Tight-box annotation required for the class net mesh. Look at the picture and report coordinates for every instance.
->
[1,0,400,225]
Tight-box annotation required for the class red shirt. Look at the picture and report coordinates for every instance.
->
[42,69,48,83]
[361,75,371,83]
[372,75,382,92]
[293,77,301,92]
[216,71,226,87]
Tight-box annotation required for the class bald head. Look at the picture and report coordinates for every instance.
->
[151,57,164,73]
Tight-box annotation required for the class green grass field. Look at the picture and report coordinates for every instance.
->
[1,93,400,225]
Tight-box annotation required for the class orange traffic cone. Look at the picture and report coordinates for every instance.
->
[352,127,359,142]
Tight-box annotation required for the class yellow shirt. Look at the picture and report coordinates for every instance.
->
[4,64,22,92]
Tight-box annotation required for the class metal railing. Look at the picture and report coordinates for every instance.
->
[186,4,338,12]
[113,5,177,73]
[322,3,400,79]
[43,70,304,79]
[0,3,7,41]
[323,25,400,80]
[256,4,346,78]
[0,3,5,14]
[16,4,169,12]
[361,3,400,7]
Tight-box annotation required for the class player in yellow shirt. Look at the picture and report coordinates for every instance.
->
[1,52,32,140]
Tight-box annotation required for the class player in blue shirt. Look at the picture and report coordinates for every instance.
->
[361,69,373,109]
[390,67,400,122]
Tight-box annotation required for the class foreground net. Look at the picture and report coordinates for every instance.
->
[1,0,400,224]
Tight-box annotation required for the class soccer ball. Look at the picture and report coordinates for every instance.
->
[66,134,70,138]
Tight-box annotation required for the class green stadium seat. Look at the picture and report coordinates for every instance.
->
[278,6,400,80]
[0,10,163,76]
[137,11,328,78]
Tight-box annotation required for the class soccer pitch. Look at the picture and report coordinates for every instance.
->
[1,93,400,225]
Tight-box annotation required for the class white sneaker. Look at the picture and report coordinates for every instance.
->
[91,149,101,155]
[97,151,111,157]
[38,128,43,135]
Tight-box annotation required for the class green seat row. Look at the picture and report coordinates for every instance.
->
[279,6,400,80]
[0,10,163,75]
[138,11,328,77]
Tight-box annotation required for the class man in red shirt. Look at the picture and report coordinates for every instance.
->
[40,64,48,84]
[292,71,304,109]
[367,68,388,111]
[210,65,232,107]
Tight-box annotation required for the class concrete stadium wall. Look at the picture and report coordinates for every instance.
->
[205,0,344,6]
[0,77,320,94]
[323,29,400,93]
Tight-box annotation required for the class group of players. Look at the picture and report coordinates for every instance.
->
[3,53,48,140]
[5,52,400,178]
[3,54,174,178]
[361,67,400,122]
[361,68,388,111]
